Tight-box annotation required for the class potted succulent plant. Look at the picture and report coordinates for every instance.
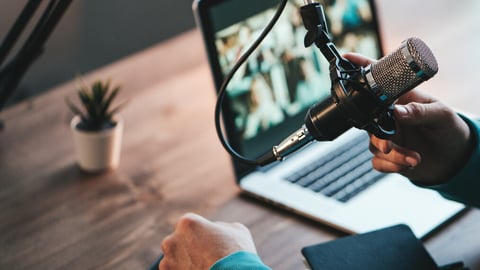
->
[67,78,126,172]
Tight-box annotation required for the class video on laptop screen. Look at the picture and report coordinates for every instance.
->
[206,0,382,159]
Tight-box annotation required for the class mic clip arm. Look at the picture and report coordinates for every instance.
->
[300,2,395,140]
[300,3,355,74]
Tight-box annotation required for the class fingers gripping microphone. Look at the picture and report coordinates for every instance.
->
[272,36,439,162]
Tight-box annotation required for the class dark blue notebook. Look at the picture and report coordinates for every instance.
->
[302,224,438,270]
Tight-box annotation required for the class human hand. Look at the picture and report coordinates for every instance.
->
[159,213,257,270]
[344,53,473,185]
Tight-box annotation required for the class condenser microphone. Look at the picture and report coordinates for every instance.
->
[271,37,439,162]
[366,37,439,104]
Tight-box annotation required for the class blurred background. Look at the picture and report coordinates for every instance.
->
[2,0,480,115]
[0,0,196,107]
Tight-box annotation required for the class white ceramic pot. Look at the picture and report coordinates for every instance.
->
[70,115,123,172]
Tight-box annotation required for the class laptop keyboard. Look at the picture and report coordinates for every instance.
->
[285,133,386,203]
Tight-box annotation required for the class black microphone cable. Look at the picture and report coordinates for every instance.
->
[214,0,288,166]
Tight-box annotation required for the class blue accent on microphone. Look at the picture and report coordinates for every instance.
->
[416,70,426,79]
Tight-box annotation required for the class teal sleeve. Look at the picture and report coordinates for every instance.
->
[209,251,271,270]
[426,116,480,208]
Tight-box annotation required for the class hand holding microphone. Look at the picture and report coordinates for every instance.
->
[361,81,475,186]
[271,37,440,163]
[274,38,474,185]
[215,1,457,171]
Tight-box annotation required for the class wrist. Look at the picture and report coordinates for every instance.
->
[449,114,477,180]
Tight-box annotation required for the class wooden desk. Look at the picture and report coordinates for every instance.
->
[1,1,479,269]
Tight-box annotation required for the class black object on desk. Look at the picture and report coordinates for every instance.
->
[302,224,455,270]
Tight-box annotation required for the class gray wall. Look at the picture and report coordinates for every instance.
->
[0,0,196,106]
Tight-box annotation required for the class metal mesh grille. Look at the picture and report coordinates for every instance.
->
[408,37,438,76]
[370,37,438,103]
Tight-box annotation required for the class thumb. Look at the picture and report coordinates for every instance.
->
[394,102,447,126]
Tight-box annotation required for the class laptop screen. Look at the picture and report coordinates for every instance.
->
[195,0,383,171]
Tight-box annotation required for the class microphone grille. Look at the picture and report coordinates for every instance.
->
[370,37,438,103]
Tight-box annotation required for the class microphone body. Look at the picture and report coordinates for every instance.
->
[272,37,439,161]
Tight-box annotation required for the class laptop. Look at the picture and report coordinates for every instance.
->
[192,0,465,238]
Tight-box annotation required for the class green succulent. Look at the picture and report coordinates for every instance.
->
[67,78,126,131]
